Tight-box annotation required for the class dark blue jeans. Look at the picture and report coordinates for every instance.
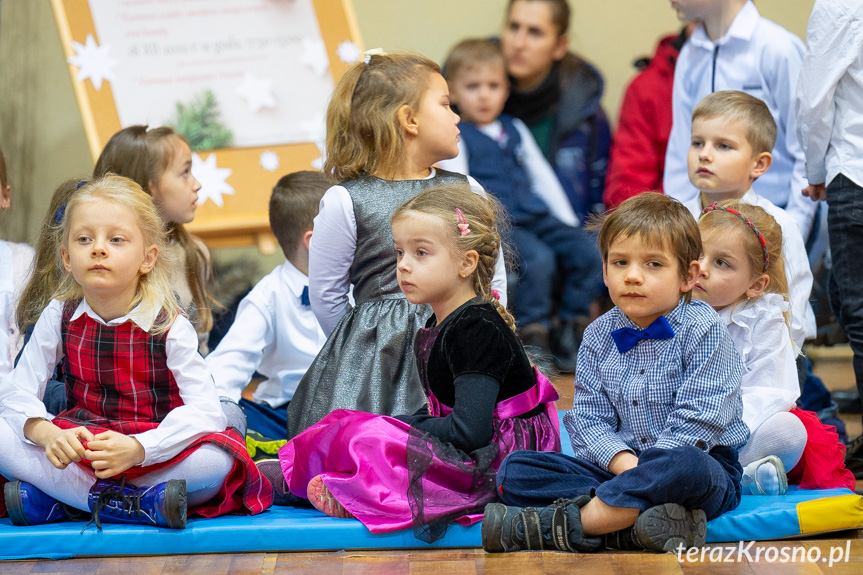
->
[826,174,863,426]
[239,398,288,440]
[510,213,602,327]
[496,446,742,521]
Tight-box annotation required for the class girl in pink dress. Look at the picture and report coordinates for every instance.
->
[279,186,560,541]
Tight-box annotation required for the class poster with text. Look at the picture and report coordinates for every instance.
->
[88,0,334,148]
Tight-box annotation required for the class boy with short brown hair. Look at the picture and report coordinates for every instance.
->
[482,193,747,554]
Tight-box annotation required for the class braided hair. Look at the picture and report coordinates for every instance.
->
[391,184,515,331]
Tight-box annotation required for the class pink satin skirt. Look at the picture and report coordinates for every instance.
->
[279,370,560,534]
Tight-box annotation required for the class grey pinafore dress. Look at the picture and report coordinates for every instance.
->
[287,170,471,438]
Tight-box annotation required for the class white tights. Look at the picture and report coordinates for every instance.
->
[739,411,808,471]
[0,418,234,511]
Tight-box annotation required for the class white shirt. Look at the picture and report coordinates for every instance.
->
[0,241,34,377]
[309,170,508,335]
[665,1,816,238]
[438,118,580,227]
[684,189,816,345]
[206,259,326,407]
[796,0,863,189]
[719,294,799,432]
[0,298,226,467]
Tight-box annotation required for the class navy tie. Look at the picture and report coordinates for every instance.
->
[610,316,674,353]
[300,286,310,307]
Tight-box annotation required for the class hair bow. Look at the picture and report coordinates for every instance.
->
[363,48,386,64]
[456,208,471,237]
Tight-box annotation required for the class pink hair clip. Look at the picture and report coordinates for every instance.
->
[491,289,501,301]
[456,208,471,237]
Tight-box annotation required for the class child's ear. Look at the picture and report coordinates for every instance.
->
[460,249,479,279]
[746,274,770,299]
[302,229,314,252]
[398,104,419,137]
[139,245,159,275]
[0,184,11,210]
[750,151,773,180]
[61,246,72,273]
[552,34,569,61]
[601,261,609,288]
[680,260,700,293]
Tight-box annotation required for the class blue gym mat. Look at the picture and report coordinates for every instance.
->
[0,412,859,559]
[0,486,860,560]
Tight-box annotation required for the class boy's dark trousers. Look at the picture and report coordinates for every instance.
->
[510,212,602,328]
[496,445,742,521]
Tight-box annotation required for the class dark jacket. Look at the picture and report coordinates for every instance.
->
[505,52,611,222]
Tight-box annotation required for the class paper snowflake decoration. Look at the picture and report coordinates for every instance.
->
[67,34,118,90]
[260,151,280,172]
[311,140,326,171]
[337,41,361,64]
[301,37,330,77]
[235,73,276,113]
[192,153,234,207]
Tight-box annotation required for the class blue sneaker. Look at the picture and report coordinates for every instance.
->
[4,480,71,526]
[86,477,187,529]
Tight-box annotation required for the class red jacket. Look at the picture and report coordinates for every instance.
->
[604,35,681,208]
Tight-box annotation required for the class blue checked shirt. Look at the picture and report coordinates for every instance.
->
[563,298,748,471]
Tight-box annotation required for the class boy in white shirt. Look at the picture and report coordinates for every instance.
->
[664,0,815,239]
[207,171,328,445]
[683,90,814,351]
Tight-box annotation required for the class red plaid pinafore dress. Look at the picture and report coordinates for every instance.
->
[52,301,271,516]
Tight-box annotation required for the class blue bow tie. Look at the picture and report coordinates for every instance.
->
[610,316,674,353]
[300,286,310,307]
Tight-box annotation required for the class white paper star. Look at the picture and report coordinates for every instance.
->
[67,34,119,90]
[337,41,361,64]
[310,140,326,171]
[300,37,330,77]
[260,151,280,172]
[235,73,277,113]
[192,153,234,207]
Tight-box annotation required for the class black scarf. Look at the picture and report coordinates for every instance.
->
[503,62,560,126]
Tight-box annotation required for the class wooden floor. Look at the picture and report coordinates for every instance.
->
[3,345,862,574]
[2,539,862,574]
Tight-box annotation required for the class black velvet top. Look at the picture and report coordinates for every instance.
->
[400,299,537,452]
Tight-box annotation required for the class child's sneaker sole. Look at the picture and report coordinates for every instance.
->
[5,480,29,526]
[306,475,354,519]
[633,503,706,553]
[481,503,513,552]
[162,479,187,529]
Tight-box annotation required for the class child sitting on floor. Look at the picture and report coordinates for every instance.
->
[206,171,328,444]
[482,192,748,554]
[278,186,560,542]
[696,201,855,492]
[0,175,270,530]
[439,38,602,371]
[287,50,507,439]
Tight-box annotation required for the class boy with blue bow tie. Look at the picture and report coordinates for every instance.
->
[482,192,749,554]
[206,171,328,445]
